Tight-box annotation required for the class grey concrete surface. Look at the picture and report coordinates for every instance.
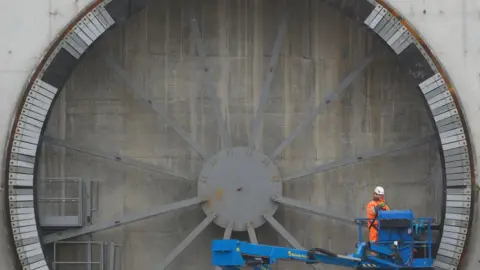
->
[37,0,442,269]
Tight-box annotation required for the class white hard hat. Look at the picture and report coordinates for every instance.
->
[374,186,385,195]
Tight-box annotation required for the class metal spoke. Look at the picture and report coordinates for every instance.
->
[284,134,437,182]
[264,214,320,270]
[158,214,216,270]
[190,12,232,149]
[223,221,233,239]
[214,222,234,270]
[264,214,303,249]
[272,196,424,230]
[102,56,209,159]
[269,55,375,160]
[248,8,289,150]
[43,197,206,244]
[272,196,355,225]
[247,223,258,244]
[43,135,192,182]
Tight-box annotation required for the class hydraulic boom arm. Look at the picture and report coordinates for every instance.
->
[212,240,385,269]
[212,210,435,269]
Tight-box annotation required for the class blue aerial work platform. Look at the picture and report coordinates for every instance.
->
[212,210,434,269]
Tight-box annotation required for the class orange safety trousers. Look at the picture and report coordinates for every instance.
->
[366,200,390,242]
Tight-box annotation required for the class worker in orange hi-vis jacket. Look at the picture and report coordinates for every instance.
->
[366,186,390,242]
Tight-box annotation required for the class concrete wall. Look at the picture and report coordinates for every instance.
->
[38,1,441,269]
[0,0,478,269]
[0,2,94,269]
[386,2,480,269]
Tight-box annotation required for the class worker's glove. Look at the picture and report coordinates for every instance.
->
[374,202,387,213]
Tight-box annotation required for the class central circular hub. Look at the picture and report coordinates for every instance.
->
[198,147,282,231]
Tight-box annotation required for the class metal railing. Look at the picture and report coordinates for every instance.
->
[53,241,122,270]
[355,217,435,261]
[38,177,98,228]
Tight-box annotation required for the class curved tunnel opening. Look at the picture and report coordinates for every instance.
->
[39,0,442,268]
[5,1,473,270]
